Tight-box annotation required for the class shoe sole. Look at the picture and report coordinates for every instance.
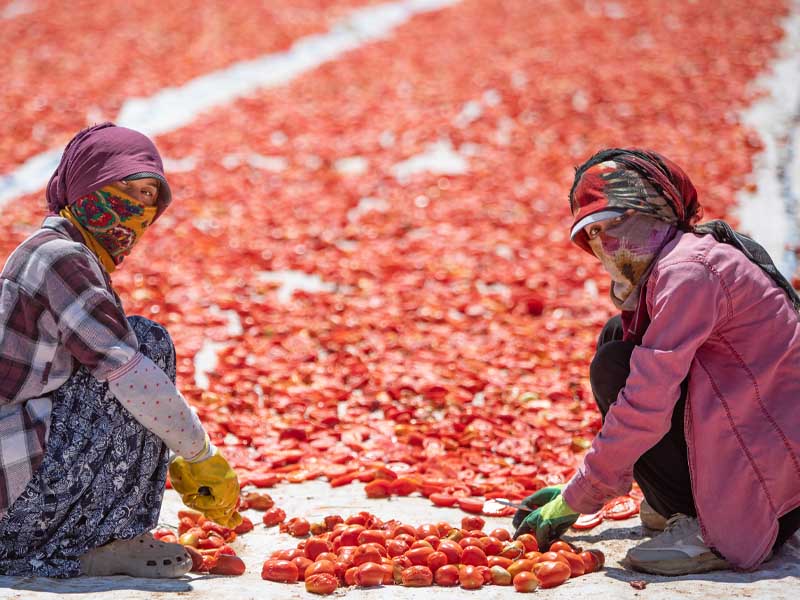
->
[626,553,730,576]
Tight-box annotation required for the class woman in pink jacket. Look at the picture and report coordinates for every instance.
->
[513,149,800,575]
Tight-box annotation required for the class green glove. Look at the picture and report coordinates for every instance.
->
[513,491,579,549]
[512,485,565,530]
[169,440,242,528]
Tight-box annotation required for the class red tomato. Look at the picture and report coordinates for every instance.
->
[516,533,539,553]
[386,538,409,557]
[426,550,448,573]
[513,570,540,592]
[436,539,463,564]
[603,496,639,520]
[533,560,572,588]
[461,515,485,531]
[304,538,333,561]
[305,573,338,595]
[364,479,392,498]
[557,550,586,577]
[355,561,384,587]
[262,507,286,527]
[461,545,488,567]
[488,555,513,569]
[458,565,483,589]
[286,517,311,537]
[233,515,254,534]
[572,510,604,530]
[429,493,458,507]
[292,556,313,580]
[508,558,536,577]
[401,566,433,587]
[434,564,460,586]
[490,527,511,542]
[304,559,336,580]
[353,543,384,566]
[261,559,299,583]
[457,497,485,514]
[209,555,245,576]
[490,565,512,585]
[404,546,435,566]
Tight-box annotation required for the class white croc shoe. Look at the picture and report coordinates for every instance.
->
[79,532,192,578]
[625,514,730,576]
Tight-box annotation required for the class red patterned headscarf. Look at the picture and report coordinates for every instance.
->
[568,149,702,254]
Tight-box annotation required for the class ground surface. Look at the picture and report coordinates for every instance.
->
[1,0,799,598]
[0,487,798,599]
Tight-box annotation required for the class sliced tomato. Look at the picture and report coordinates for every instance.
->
[603,497,638,520]
[571,510,604,530]
[457,497,486,514]
[429,493,458,507]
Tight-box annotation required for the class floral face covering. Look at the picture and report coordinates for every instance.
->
[60,186,157,273]
[587,213,675,310]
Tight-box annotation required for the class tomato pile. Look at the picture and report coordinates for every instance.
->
[1,0,789,545]
[261,510,604,593]
[153,508,253,575]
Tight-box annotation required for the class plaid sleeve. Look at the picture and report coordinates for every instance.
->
[41,248,138,381]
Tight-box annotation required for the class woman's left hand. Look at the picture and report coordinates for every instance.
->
[514,492,579,549]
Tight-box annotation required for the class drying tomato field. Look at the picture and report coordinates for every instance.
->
[1,0,799,597]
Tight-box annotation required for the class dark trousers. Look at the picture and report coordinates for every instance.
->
[591,315,800,549]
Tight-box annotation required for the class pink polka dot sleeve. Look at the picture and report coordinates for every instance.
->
[107,352,207,459]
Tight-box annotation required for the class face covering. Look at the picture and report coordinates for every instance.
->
[587,214,675,310]
[60,186,157,273]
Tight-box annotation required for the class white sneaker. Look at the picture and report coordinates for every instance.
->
[625,514,730,576]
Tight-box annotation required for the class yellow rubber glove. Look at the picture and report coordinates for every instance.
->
[169,438,242,528]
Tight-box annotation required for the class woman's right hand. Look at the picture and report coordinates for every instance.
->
[169,444,241,528]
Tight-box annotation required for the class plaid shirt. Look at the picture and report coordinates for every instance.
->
[0,216,138,516]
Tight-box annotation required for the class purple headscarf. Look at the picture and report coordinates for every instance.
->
[46,122,172,219]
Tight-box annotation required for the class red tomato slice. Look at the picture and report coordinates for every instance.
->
[457,497,486,514]
[603,497,638,520]
[571,510,604,530]
[429,493,458,507]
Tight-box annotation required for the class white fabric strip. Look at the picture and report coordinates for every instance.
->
[107,352,207,460]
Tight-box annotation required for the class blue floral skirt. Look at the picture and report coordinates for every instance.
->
[0,316,172,577]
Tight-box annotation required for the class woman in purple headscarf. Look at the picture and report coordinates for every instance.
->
[512,149,800,576]
[0,123,240,578]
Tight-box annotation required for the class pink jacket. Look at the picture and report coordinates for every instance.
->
[563,231,800,570]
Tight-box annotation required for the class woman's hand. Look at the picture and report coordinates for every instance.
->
[513,486,579,549]
[169,443,242,528]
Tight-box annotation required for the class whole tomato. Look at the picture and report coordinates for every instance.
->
[461,545,488,567]
[508,558,536,578]
[353,543,385,566]
[386,538,409,557]
[304,559,336,580]
[490,565,512,585]
[262,507,286,527]
[261,559,299,583]
[404,546,435,566]
[401,566,433,587]
[557,550,586,577]
[292,556,313,580]
[355,561,385,587]
[436,539,463,564]
[305,537,333,561]
[458,565,483,589]
[461,515,485,531]
[426,550,448,573]
[533,560,572,588]
[305,573,338,595]
[513,570,540,592]
[434,564,460,586]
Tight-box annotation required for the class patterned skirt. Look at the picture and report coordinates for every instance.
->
[0,316,173,577]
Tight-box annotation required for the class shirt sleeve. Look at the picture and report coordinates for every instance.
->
[44,248,138,380]
[107,352,208,459]
[563,260,728,514]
